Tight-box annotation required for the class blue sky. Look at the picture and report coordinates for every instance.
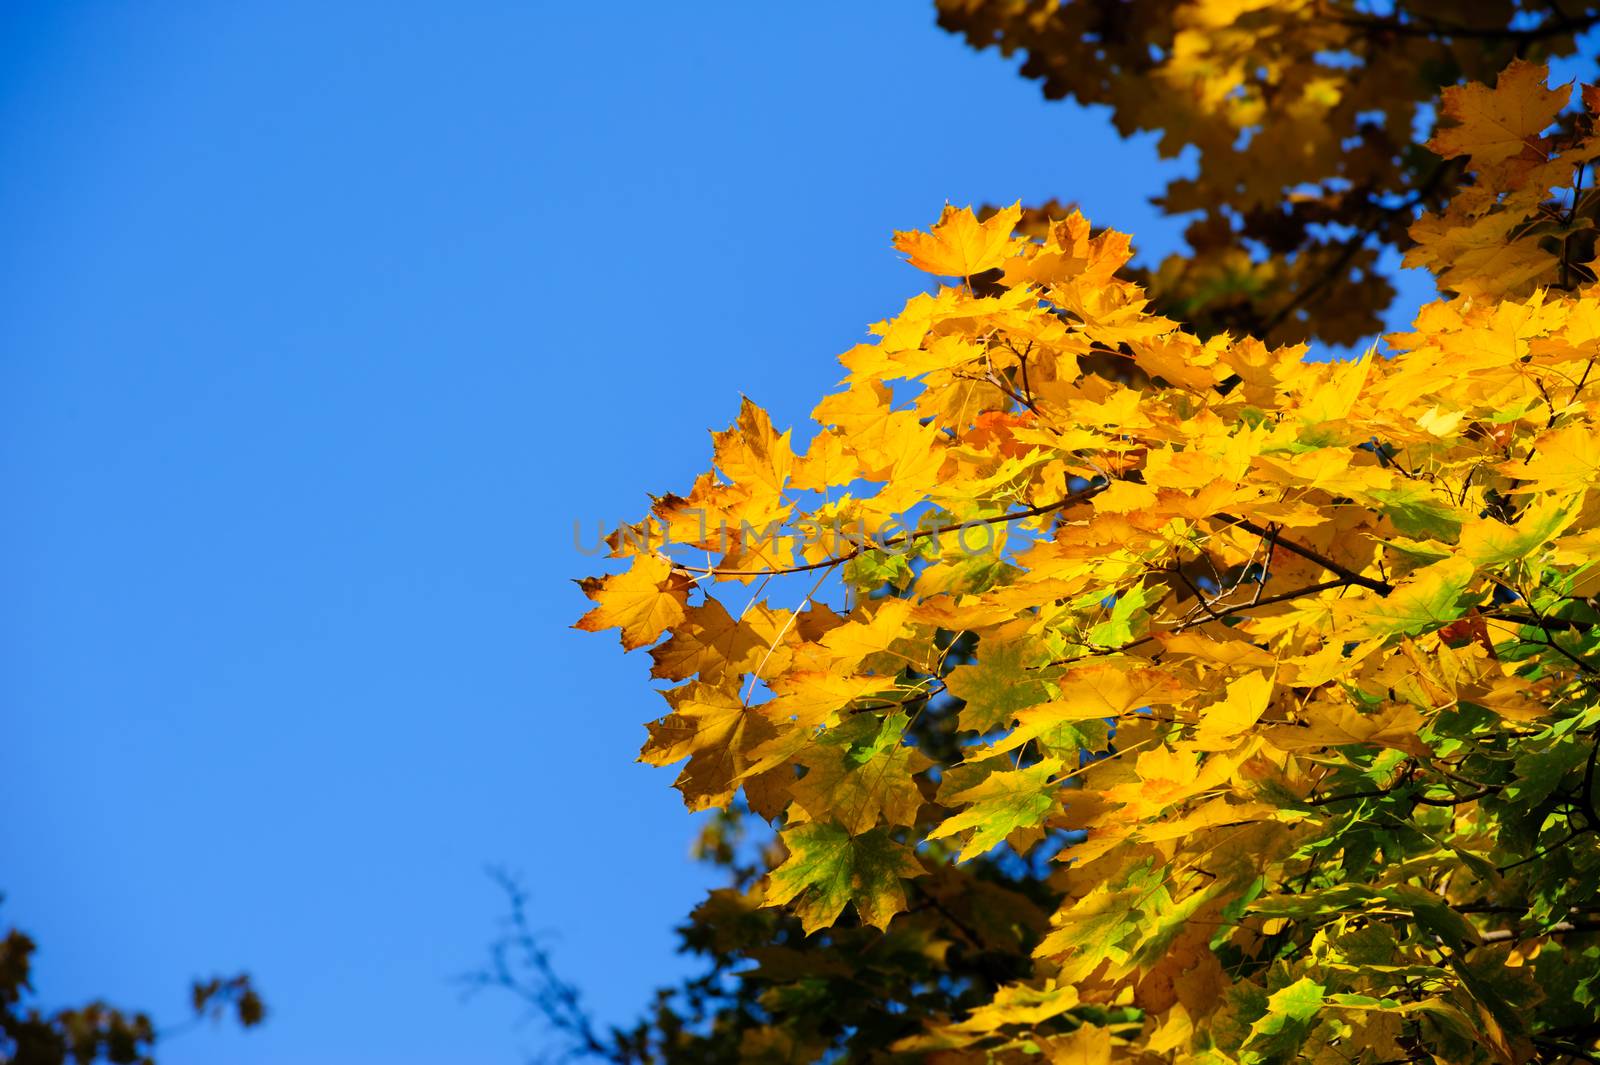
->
[0,4,1442,1063]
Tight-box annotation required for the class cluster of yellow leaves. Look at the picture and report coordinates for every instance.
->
[577,71,1600,1062]
[942,0,1436,210]
[935,0,1599,347]
[1409,60,1600,299]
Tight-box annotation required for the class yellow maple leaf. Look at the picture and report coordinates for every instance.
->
[648,597,773,682]
[1429,59,1568,169]
[574,554,689,650]
[712,396,794,498]
[893,202,1023,278]
[1092,478,1160,514]
[1405,209,1559,300]
[1466,675,1554,723]
[946,980,1080,1034]
[789,427,862,492]
[767,670,898,730]
[1507,424,1600,494]
[639,682,778,810]
[1263,698,1430,757]
[1101,741,1254,821]
[1295,348,1373,427]
[1192,671,1274,750]
[1041,1023,1112,1065]
[1060,662,1192,716]
[1139,796,1276,844]
[1251,448,1395,496]
[820,597,916,668]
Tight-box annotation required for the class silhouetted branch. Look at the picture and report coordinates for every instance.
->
[460,868,618,1064]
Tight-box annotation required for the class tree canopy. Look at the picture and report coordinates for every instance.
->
[0,908,262,1065]
[937,0,1600,348]
[556,17,1600,1065]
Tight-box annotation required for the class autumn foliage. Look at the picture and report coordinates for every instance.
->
[0,914,263,1065]
[574,50,1600,1065]
[937,0,1600,347]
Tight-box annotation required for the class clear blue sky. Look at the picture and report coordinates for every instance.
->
[0,4,1438,1063]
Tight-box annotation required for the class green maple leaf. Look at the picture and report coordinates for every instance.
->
[1369,485,1465,541]
[1087,580,1156,647]
[790,712,931,834]
[925,758,1062,862]
[1033,860,1167,979]
[765,824,923,933]
[1458,494,1579,568]
[946,638,1053,733]
[1242,977,1326,1064]
[1352,558,1477,637]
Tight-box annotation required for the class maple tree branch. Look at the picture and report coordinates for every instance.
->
[1256,159,1452,338]
[1306,782,1495,808]
[1371,439,1419,480]
[1484,607,1600,676]
[1320,2,1600,43]
[1250,529,1279,605]
[666,485,1107,577]
[1573,357,1597,407]
[910,889,986,952]
[1216,514,1393,594]
[463,869,615,1062]
[1484,610,1589,633]
[848,681,946,716]
[1534,630,1599,677]
[1583,731,1600,832]
[1194,527,1279,615]
[1016,343,1037,410]
[743,566,832,705]
[1531,1035,1600,1065]
[1062,577,1352,662]
[1306,762,1416,807]
[988,340,1041,414]
[1427,760,1499,791]
[1498,825,1593,873]
[671,550,856,579]
[1171,564,1227,623]
[1259,231,1371,337]
[969,358,1036,414]
[1481,919,1600,943]
[1162,577,1351,631]
[1415,786,1498,806]
[1456,903,1600,915]
[1303,785,1393,806]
